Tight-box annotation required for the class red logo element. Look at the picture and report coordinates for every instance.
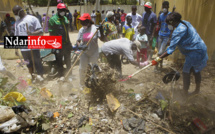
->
[28,36,62,49]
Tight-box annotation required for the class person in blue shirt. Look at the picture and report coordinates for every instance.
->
[66,10,73,31]
[156,1,171,70]
[152,12,208,96]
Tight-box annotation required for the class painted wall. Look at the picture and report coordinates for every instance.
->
[0,0,22,59]
[0,0,22,19]
[154,0,215,62]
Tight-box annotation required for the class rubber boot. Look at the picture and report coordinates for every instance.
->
[193,72,201,94]
[183,72,190,96]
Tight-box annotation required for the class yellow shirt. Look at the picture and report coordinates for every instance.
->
[122,24,135,40]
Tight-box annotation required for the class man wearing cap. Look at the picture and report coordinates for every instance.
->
[125,5,142,40]
[101,38,145,77]
[142,2,157,60]
[49,3,72,77]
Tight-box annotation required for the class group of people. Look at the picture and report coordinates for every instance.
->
[0,1,208,96]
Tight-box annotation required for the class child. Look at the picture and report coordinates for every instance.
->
[122,16,134,41]
[136,26,148,63]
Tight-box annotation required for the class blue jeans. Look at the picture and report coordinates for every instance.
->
[157,36,169,56]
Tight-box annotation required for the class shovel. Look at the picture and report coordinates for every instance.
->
[119,63,152,82]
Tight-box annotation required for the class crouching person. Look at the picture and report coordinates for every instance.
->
[101,38,146,78]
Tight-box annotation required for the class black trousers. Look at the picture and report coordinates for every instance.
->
[55,48,71,76]
[183,67,201,91]
[106,54,122,75]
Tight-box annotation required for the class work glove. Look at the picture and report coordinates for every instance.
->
[139,61,149,67]
[151,57,162,66]
[78,44,88,51]
[73,44,79,51]
[96,24,103,30]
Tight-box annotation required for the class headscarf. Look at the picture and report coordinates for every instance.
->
[106,11,114,19]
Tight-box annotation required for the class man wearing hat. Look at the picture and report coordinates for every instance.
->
[142,2,157,60]
[49,3,72,78]
[101,38,146,77]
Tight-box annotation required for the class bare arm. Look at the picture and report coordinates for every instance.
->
[28,29,43,35]
[159,51,169,59]
[130,60,140,66]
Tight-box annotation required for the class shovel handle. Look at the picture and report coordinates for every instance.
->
[119,63,152,82]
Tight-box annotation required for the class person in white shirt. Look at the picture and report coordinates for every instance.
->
[91,10,96,23]
[101,38,146,77]
[125,5,142,40]
[136,26,148,63]
[12,5,44,82]
[101,10,106,21]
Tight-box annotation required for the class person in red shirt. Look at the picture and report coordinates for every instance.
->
[120,9,127,31]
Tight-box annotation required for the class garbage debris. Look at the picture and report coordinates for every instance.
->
[162,71,180,84]
[17,77,28,90]
[0,105,15,123]
[135,94,142,101]
[40,88,53,98]
[53,112,60,118]
[192,118,207,132]
[78,116,89,128]
[123,117,145,133]
[3,92,26,102]
[12,105,29,114]
[0,117,20,133]
[106,93,120,112]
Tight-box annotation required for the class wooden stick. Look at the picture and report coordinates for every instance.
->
[64,19,105,80]
[43,0,51,35]
[119,63,152,82]
[127,109,176,134]
[26,23,36,73]
[27,0,35,15]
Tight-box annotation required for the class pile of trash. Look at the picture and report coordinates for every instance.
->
[1,60,215,134]
[85,63,118,100]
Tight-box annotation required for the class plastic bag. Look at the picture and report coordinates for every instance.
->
[3,92,26,102]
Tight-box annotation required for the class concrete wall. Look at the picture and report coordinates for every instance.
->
[33,5,146,17]
[154,0,215,62]
[0,0,22,19]
[0,0,22,59]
